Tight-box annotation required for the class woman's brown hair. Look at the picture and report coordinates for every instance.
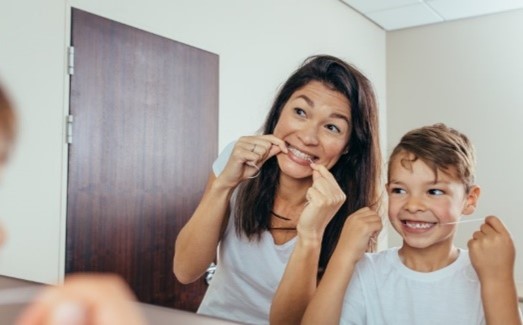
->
[234,55,382,271]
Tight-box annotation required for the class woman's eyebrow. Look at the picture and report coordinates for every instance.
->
[331,112,350,125]
[295,94,314,107]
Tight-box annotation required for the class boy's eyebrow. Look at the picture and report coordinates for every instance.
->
[388,179,452,186]
[387,179,403,185]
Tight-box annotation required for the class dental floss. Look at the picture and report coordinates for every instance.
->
[441,218,485,225]
[246,161,261,179]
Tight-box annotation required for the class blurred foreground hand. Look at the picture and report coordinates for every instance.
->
[16,273,146,325]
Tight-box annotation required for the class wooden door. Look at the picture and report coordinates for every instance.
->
[66,8,218,311]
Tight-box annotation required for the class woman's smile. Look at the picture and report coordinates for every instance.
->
[273,81,351,177]
[286,144,317,165]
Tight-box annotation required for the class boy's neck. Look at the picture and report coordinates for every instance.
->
[398,243,460,272]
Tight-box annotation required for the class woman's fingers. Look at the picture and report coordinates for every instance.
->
[237,135,287,166]
[309,164,345,204]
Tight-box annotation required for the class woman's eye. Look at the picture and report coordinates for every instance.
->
[428,189,444,195]
[326,124,341,133]
[294,108,306,117]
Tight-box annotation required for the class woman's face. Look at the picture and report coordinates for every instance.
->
[273,81,351,179]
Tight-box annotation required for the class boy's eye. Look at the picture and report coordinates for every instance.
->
[428,189,444,195]
[294,108,306,117]
[389,187,406,194]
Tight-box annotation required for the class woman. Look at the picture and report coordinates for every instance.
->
[173,55,382,324]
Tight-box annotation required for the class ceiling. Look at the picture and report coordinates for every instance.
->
[340,0,523,31]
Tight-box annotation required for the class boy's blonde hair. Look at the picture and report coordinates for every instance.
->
[388,123,476,192]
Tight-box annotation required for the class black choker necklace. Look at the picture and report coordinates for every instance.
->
[269,211,296,231]
[270,210,291,221]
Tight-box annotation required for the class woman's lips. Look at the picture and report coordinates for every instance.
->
[287,145,316,163]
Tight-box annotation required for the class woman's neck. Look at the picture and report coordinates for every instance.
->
[276,174,311,207]
[398,242,459,272]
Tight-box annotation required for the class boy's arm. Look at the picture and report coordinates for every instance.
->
[468,216,522,325]
[301,208,382,325]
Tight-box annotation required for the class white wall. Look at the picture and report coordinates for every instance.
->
[387,10,523,285]
[0,0,68,284]
[0,0,386,283]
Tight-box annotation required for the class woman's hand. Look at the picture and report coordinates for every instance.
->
[297,163,346,243]
[216,135,287,188]
[468,216,515,282]
[16,274,145,325]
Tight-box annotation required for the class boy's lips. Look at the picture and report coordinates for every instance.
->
[401,219,438,230]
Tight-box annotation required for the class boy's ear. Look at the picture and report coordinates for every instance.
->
[462,185,481,215]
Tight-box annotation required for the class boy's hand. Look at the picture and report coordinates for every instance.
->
[336,207,383,265]
[468,216,515,282]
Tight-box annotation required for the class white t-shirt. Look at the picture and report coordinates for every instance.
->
[197,142,297,325]
[341,247,485,325]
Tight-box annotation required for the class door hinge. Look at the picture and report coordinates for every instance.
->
[67,46,75,75]
[66,115,74,144]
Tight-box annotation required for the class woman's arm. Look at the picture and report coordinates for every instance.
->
[468,216,522,325]
[173,136,288,284]
[270,164,381,324]
[173,172,234,284]
[270,164,344,324]
[269,225,324,325]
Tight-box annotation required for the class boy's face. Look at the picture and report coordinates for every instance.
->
[386,152,479,250]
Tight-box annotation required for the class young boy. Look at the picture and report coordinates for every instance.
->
[302,123,522,324]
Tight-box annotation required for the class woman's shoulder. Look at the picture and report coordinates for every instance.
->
[213,141,236,176]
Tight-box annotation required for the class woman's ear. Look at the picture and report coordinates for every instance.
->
[462,185,481,215]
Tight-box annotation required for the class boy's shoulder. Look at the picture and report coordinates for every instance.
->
[358,247,474,279]
[357,247,400,272]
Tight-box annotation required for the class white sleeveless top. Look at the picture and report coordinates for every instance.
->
[197,142,297,325]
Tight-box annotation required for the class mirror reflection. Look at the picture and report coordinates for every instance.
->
[1,1,522,324]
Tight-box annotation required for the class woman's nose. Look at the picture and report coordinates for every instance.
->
[297,124,319,146]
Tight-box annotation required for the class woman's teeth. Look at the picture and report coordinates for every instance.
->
[288,146,314,161]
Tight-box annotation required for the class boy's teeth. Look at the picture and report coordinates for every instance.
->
[289,147,313,160]
[404,221,435,229]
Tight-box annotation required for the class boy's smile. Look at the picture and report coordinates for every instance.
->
[401,219,438,232]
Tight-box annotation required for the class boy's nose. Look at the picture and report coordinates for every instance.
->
[404,196,426,213]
